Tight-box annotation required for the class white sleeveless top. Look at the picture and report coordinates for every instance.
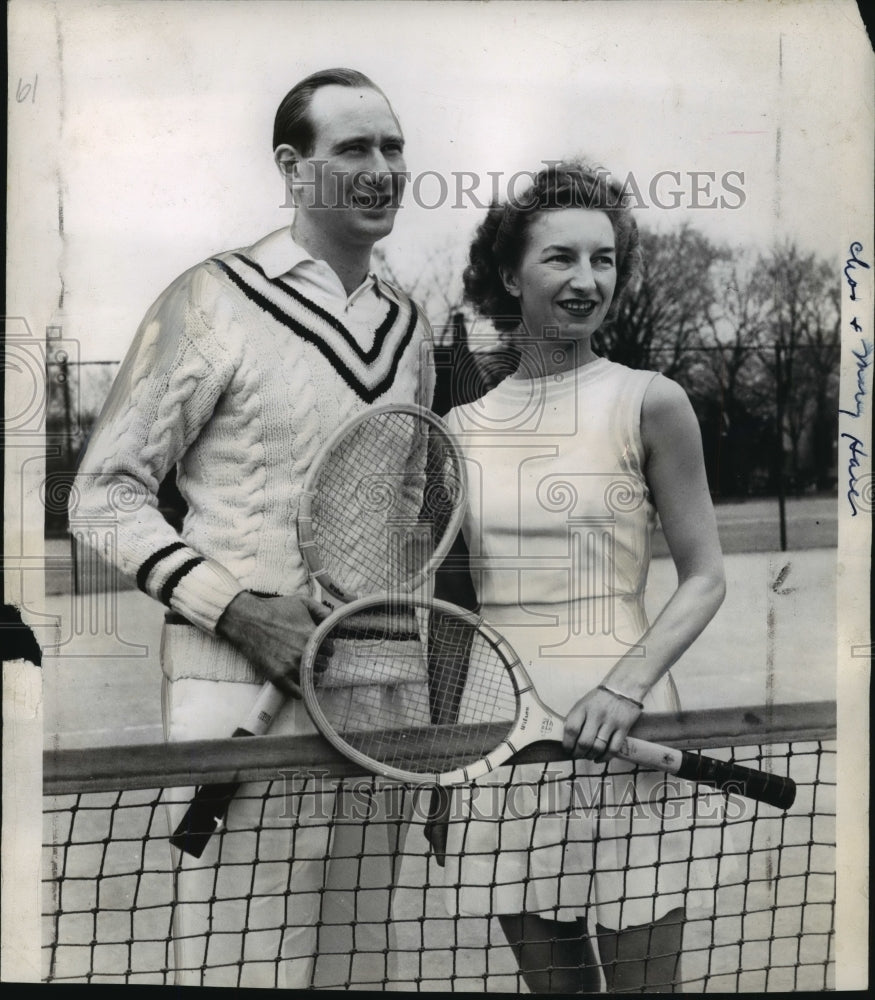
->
[446,357,669,713]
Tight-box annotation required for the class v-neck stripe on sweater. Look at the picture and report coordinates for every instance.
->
[211,253,420,403]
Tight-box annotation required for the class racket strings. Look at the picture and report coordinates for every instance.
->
[308,412,465,599]
[306,603,519,776]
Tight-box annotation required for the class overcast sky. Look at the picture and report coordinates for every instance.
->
[8,0,874,359]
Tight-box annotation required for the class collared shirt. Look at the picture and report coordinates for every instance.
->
[245,227,401,352]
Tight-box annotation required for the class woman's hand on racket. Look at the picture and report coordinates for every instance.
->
[217,592,332,698]
[562,686,643,763]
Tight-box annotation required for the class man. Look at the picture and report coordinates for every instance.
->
[74,68,434,987]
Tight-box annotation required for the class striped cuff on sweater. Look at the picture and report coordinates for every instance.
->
[136,543,244,633]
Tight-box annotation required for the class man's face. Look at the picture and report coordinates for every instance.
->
[293,86,407,248]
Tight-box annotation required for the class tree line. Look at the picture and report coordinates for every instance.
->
[45,225,839,536]
[385,226,841,500]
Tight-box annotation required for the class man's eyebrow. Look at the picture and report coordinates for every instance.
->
[330,133,405,151]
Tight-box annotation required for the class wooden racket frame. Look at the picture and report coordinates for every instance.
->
[296,403,468,604]
[299,593,797,810]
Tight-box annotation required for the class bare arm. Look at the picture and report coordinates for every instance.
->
[563,376,726,758]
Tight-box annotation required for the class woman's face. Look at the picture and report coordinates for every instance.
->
[502,208,617,347]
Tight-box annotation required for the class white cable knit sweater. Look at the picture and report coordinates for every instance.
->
[74,236,434,683]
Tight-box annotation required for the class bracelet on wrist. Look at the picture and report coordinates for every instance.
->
[597,684,645,710]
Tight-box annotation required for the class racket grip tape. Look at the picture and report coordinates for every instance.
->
[674,749,797,810]
[169,779,244,859]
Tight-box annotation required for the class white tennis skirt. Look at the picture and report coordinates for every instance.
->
[440,600,727,930]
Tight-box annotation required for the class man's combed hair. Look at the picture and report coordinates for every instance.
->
[273,68,382,154]
[463,161,641,332]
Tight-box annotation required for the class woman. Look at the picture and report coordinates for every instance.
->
[432,161,726,993]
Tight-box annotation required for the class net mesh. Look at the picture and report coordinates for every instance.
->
[43,703,836,991]
[300,409,466,601]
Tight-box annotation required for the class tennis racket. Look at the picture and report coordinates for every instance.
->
[295,593,797,809]
[170,404,468,857]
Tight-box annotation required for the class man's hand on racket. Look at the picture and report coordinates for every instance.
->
[562,686,643,763]
[217,592,332,698]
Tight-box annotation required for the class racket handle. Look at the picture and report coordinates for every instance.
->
[621,736,797,810]
[170,682,288,858]
[168,780,242,859]
[235,682,287,737]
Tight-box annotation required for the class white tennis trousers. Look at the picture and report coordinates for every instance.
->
[162,675,408,989]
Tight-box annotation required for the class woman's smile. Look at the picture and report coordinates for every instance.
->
[556,297,599,317]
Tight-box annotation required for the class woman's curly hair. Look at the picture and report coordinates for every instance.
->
[462,161,641,332]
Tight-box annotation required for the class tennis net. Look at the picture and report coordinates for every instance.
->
[43,700,836,991]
